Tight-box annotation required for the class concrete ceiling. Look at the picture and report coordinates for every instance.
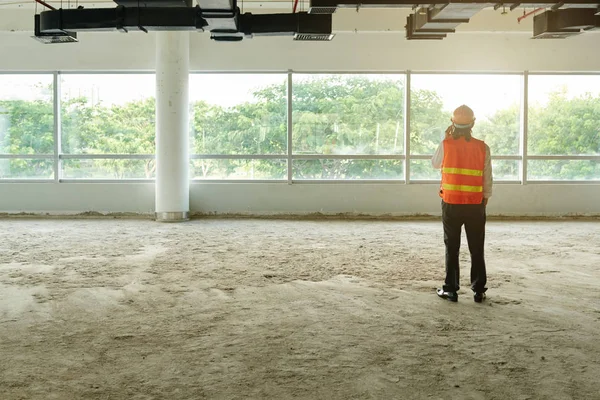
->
[8,0,599,38]
[0,5,536,34]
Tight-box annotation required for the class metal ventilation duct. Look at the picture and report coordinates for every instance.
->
[533,8,600,38]
[309,0,600,39]
[32,13,78,44]
[309,0,600,13]
[34,0,334,43]
[238,12,333,37]
[406,13,447,39]
[406,4,487,39]
[32,0,600,42]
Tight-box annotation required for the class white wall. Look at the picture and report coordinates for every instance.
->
[0,9,599,217]
[0,183,155,216]
[189,183,600,217]
[1,183,599,217]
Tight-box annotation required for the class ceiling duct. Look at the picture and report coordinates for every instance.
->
[216,12,334,41]
[309,0,425,13]
[429,3,488,24]
[406,3,487,40]
[33,13,78,43]
[34,0,334,43]
[32,0,600,42]
[309,0,600,13]
[309,0,600,39]
[405,13,448,39]
[37,7,207,33]
[415,8,463,32]
[197,0,239,40]
[533,8,599,38]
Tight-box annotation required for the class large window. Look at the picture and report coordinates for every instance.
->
[292,74,405,180]
[189,73,287,180]
[528,75,600,181]
[0,74,54,179]
[60,73,156,179]
[410,74,521,181]
[1,71,599,184]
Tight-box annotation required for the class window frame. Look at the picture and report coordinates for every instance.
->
[56,71,156,182]
[0,70,599,183]
[0,71,55,181]
[525,72,600,183]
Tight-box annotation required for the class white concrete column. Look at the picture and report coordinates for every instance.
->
[155,32,190,222]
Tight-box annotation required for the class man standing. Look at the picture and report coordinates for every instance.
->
[432,105,492,303]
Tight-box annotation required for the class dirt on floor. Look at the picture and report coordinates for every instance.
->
[0,218,599,400]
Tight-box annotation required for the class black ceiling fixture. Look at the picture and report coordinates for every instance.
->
[308,0,600,40]
[533,8,600,38]
[33,0,600,43]
[34,0,334,43]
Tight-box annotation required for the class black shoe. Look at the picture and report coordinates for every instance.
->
[474,292,486,303]
[437,288,458,302]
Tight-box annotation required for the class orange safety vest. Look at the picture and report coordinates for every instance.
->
[440,137,486,205]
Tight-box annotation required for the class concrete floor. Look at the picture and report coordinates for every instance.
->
[1,219,599,399]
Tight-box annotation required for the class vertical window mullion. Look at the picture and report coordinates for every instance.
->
[404,71,411,184]
[287,71,293,185]
[53,71,61,183]
[520,71,528,185]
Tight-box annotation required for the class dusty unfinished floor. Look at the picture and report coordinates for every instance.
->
[0,218,599,400]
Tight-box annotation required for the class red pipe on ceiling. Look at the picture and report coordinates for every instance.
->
[518,7,544,23]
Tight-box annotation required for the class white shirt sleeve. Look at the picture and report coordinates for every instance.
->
[432,142,444,169]
[483,144,493,199]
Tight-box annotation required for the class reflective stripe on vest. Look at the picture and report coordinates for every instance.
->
[441,167,483,177]
[442,183,483,193]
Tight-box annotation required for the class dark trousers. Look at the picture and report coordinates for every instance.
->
[442,200,487,294]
